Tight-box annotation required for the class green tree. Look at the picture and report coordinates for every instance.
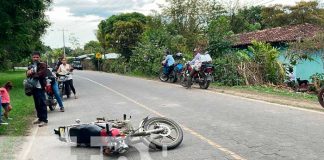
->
[0,0,52,70]
[207,16,234,58]
[84,40,102,54]
[96,12,147,60]
[230,6,263,33]
[261,1,324,28]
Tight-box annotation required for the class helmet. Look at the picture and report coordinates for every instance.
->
[176,52,182,57]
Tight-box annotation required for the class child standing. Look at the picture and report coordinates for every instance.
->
[0,81,13,121]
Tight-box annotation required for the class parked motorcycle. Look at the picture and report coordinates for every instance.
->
[45,78,57,111]
[57,74,71,99]
[54,115,183,156]
[318,87,324,108]
[179,62,214,89]
[159,63,183,83]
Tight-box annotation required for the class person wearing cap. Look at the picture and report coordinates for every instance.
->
[187,47,202,88]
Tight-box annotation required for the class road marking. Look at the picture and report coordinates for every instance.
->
[107,73,324,115]
[77,75,246,160]
[20,126,39,160]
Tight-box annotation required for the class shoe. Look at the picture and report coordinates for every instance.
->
[0,119,8,125]
[60,108,65,112]
[0,122,9,125]
[5,117,13,120]
[38,121,48,127]
[33,119,42,124]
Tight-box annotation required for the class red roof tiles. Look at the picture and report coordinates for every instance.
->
[233,23,323,46]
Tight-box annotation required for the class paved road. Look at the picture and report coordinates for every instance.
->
[19,70,324,160]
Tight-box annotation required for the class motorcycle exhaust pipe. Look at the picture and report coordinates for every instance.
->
[131,128,165,137]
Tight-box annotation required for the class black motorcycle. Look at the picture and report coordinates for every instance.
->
[159,63,183,83]
[54,115,183,156]
[57,74,71,99]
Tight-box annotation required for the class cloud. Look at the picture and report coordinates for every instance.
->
[52,0,163,17]
[42,0,165,49]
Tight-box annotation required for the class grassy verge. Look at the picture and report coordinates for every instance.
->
[0,71,35,160]
[211,84,317,102]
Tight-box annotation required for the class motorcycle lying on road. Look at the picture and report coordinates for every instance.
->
[159,63,183,83]
[179,62,214,89]
[54,115,183,156]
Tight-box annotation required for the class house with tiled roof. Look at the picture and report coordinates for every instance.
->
[232,23,324,81]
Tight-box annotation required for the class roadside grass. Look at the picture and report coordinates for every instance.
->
[116,71,319,103]
[0,71,35,136]
[212,83,318,102]
[0,71,34,160]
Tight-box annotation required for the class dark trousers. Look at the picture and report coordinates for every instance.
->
[65,79,76,95]
[33,88,48,123]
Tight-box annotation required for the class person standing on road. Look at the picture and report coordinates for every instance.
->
[57,58,77,99]
[26,51,48,127]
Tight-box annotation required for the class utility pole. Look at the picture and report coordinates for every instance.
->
[62,28,66,58]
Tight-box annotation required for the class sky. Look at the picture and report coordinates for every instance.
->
[41,0,323,49]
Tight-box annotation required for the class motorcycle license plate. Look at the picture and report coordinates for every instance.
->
[207,75,212,81]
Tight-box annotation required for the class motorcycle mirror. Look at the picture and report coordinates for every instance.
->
[75,119,81,124]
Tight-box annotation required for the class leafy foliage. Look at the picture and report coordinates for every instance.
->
[0,0,52,70]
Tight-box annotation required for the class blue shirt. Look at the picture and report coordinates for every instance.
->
[165,55,175,67]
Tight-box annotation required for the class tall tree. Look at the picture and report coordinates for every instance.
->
[96,12,147,60]
[261,1,324,28]
[0,0,52,70]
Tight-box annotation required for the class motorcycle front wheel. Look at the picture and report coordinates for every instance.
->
[159,70,169,82]
[142,117,183,150]
[179,74,187,87]
[318,87,324,108]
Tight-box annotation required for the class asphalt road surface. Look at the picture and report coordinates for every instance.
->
[19,70,324,160]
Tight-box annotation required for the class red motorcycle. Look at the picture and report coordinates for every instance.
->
[45,78,57,111]
[179,62,214,89]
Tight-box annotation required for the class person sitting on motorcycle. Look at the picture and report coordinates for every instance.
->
[46,68,65,112]
[161,50,175,75]
[187,47,202,88]
[187,48,213,88]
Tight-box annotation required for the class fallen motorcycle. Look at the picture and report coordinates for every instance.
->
[54,115,183,155]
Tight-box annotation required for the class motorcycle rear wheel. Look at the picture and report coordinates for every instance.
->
[142,117,183,150]
[318,87,324,108]
[169,71,177,83]
[199,76,210,89]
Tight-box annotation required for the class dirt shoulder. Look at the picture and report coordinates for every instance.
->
[209,86,322,112]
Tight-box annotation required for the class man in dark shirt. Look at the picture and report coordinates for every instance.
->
[26,51,48,127]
